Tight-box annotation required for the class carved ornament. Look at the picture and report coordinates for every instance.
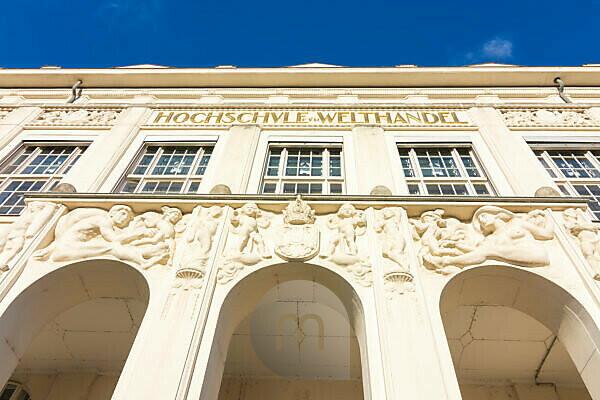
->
[374,207,414,293]
[35,205,183,270]
[218,203,272,284]
[0,202,57,278]
[320,203,372,287]
[411,206,554,275]
[563,208,600,281]
[501,108,600,127]
[31,108,122,126]
[275,196,319,262]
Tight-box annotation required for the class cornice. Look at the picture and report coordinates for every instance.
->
[2,66,600,88]
[24,193,587,219]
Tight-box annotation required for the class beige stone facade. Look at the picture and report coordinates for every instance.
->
[0,64,600,399]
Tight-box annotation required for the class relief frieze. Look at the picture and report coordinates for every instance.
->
[501,108,600,127]
[30,107,123,127]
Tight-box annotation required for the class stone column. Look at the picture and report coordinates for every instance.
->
[351,126,397,195]
[0,107,41,150]
[468,107,558,196]
[200,125,261,194]
[59,97,153,192]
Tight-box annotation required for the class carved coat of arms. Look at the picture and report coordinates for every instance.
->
[275,196,319,262]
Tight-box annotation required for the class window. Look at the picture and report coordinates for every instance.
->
[534,147,600,219]
[0,144,87,215]
[398,146,494,196]
[261,145,344,194]
[0,382,30,400]
[117,144,213,194]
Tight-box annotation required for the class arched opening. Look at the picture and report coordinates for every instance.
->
[206,262,367,400]
[440,266,600,400]
[0,259,149,400]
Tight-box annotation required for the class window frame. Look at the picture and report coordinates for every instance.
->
[397,143,496,196]
[114,142,215,194]
[260,142,345,195]
[0,141,88,216]
[532,143,600,219]
[1,381,31,400]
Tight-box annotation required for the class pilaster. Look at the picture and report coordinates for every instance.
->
[59,96,153,192]
[200,125,261,193]
[468,106,557,196]
[351,126,397,195]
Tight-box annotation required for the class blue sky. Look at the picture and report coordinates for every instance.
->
[1,0,599,68]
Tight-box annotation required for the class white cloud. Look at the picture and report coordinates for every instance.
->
[481,38,513,60]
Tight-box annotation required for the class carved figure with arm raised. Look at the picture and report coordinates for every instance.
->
[321,203,366,260]
[0,201,57,273]
[35,205,156,267]
[129,206,183,269]
[564,208,600,280]
[424,206,554,272]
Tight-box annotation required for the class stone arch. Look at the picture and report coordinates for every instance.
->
[440,265,600,399]
[202,261,370,400]
[0,259,150,400]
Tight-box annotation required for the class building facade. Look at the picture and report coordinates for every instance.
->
[0,64,599,400]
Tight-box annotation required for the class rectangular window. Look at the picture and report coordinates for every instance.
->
[534,147,600,219]
[261,145,344,194]
[398,146,494,196]
[0,144,87,215]
[117,144,213,194]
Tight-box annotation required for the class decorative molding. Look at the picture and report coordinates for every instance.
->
[563,208,600,281]
[411,206,554,275]
[28,107,123,127]
[0,108,11,121]
[501,107,600,128]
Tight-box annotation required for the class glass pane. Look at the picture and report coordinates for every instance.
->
[330,183,343,194]
[0,385,16,400]
[310,183,322,194]
[262,183,276,193]
[426,184,441,195]
[408,184,421,194]
[283,183,296,194]
[121,180,138,193]
[454,184,468,195]
[474,184,490,195]
[297,183,309,193]
[188,181,201,193]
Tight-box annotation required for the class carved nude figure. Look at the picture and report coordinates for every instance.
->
[563,208,600,280]
[0,202,57,273]
[225,203,271,263]
[180,206,222,269]
[129,206,183,268]
[321,203,366,258]
[411,209,465,259]
[374,208,409,273]
[35,205,157,267]
[424,206,554,272]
